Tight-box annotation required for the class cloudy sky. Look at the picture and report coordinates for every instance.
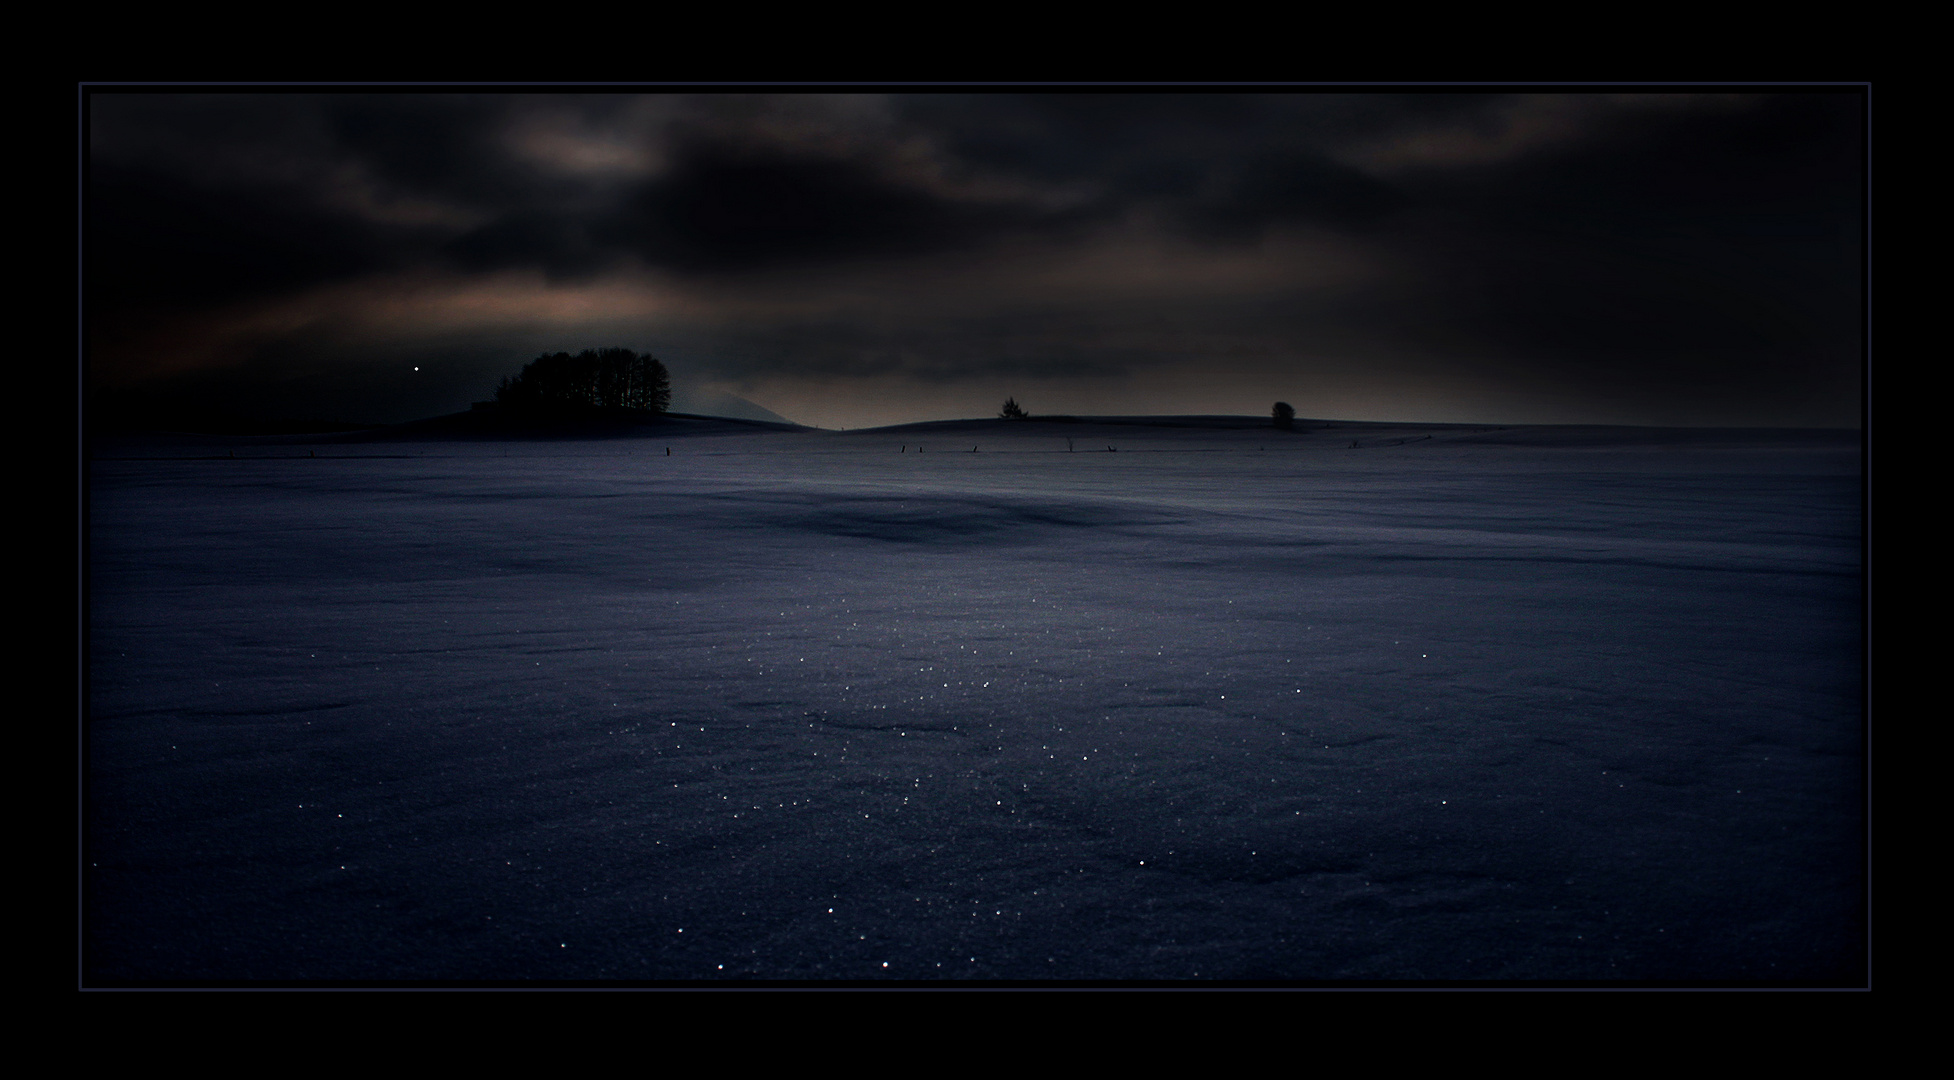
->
[85,89,1864,430]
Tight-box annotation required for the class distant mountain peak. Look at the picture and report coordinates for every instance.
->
[669,387,794,425]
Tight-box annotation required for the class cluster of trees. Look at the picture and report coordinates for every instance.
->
[495,348,670,413]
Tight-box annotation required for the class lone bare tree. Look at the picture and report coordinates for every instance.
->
[1000,397,1028,420]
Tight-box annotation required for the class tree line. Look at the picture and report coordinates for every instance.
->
[495,348,671,413]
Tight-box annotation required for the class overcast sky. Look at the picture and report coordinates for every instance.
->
[85,89,1864,429]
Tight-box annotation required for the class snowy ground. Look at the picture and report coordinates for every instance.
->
[85,418,1865,983]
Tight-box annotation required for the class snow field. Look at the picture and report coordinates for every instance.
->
[86,424,1863,981]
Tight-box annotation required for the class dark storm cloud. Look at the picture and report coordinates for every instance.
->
[606,133,1090,273]
[321,95,520,201]
[88,92,1426,302]
[888,93,1418,240]
[440,124,1099,277]
[1177,148,1407,240]
[88,159,392,310]
[86,89,1864,427]
[88,95,486,325]
[442,208,621,279]
[1357,93,1862,396]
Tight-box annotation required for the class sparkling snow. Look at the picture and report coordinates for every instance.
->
[86,418,1863,982]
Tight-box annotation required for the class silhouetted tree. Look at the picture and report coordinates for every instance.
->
[496,348,670,413]
[1000,397,1028,420]
[1272,401,1295,430]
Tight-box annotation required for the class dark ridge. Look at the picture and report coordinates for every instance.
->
[346,405,812,441]
[850,416,1862,440]
[89,414,379,437]
[856,415,1351,434]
